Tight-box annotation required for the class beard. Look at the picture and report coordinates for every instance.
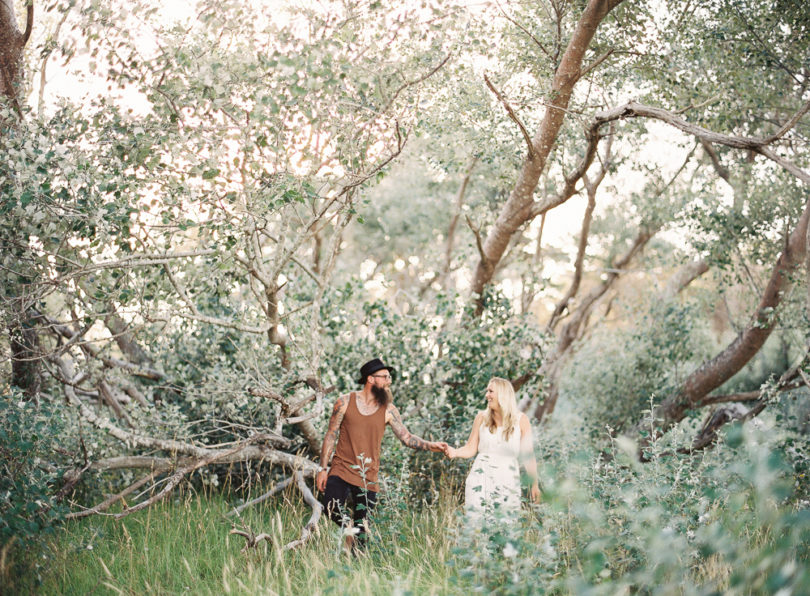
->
[370,384,391,407]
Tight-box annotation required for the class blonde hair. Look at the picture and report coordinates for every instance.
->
[483,377,519,441]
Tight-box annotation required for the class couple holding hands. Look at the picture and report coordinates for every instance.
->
[316,358,541,553]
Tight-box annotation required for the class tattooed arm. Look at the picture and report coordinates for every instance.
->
[316,394,349,491]
[386,404,447,452]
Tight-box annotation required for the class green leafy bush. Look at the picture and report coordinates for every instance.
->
[0,392,69,578]
[563,299,712,435]
[445,418,810,595]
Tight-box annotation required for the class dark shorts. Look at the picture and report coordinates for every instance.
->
[322,474,378,540]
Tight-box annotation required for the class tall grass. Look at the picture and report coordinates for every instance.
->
[10,483,463,595]
[8,425,810,595]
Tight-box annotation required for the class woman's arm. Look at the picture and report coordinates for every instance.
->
[447,412,484,459]
[519,413,541,502]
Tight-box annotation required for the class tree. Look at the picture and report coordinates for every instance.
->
[1,0,457,546]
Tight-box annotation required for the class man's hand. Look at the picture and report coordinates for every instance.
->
[316,469,329,492]
[428,441,449,453]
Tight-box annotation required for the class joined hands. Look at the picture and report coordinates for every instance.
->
[429,441,450,454]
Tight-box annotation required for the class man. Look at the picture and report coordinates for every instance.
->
[316,358,447,553]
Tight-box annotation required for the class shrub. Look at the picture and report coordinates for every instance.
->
[0,392,69,584]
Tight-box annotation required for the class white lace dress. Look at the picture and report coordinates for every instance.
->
[464,423,521,522]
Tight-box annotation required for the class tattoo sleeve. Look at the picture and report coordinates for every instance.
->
[320,395,347,467]
[388,404,433,451]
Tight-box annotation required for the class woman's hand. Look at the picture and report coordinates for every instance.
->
[530,483,541,503]
[445,446,457,459]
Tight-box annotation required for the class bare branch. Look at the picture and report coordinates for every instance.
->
[528,120,606,219]
[112,436,264,519]
[762,99,810,145]
[438,157,478,290]
[381,54,451,114]
[546,177,597,332]
[675,94,721,115]
[494,0,553,62]
[53,354,294,459]
[65,471,159,520]
[162,262,271,334]
[284,471,323,550]
[55,250,219,281]
[227,477,294,517]
[256,230,324,287]
[465,215,487,262]
[700,139,731,184]
[579,48,614,80]
[695,390,767,407]
[42,312,166,380]
[98,379,132,427]
[484,74,536,160]
[594,101,810,185]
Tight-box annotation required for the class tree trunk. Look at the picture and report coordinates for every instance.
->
[638,197,810,439]
[0,0,32,113]
[3,1,38,397]
[470,0,624,312]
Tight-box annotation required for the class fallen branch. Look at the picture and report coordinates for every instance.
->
[228,476,295,517]
[283,471,323,550]
[65,471,159,520]
[112,435,265,519]
[230,527,273,552]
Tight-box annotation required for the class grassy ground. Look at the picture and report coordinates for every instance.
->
[7,446,809,595]
[10,484,467,595]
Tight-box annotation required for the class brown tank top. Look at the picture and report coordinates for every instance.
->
[329,392,387,491]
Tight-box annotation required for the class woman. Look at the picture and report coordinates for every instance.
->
[447,377,540,521]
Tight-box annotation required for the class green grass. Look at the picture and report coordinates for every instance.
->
[7,443,810,595]
[10,485,465,595]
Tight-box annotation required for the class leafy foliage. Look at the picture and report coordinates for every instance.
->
[563,298,713,435]
[0,392,68,555]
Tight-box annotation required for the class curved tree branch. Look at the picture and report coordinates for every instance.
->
[484,74,536,160]
[635,196,810,445]
[594,100,810,185]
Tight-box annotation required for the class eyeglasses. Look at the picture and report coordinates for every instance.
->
[371,373,392,381]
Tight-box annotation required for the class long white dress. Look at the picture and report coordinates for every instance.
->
[464,423,521,522]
